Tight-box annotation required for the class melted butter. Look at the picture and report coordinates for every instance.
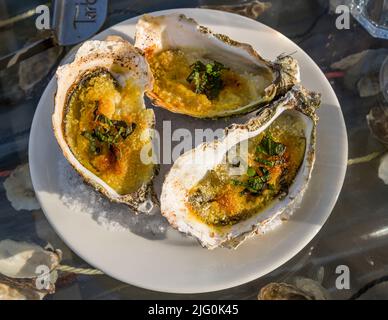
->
[148,49,273,117]
[64,69,154,195]
[186,113,307,227]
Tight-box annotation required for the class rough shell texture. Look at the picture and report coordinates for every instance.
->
[0,240,61,299]
[3,163,40,211]
[160,85,321,249]
[378,153,388,185]
[258,283,312,300]
[134,13,300,118]
[52,37,157,212]
[258,277,330,300]
[0,283,46,300]
[367,105,388,146]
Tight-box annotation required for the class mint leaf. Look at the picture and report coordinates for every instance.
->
[186,60,228,100]
[256,134,286,157]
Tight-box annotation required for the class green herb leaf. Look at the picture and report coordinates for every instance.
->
[186,60,228,100]
[256,134,286,157]
[81,131,101,155]
[260,167,269,175]
[247,177,264,194]
[232,165,272,196]
[255,158,274,167]
[82,111,136,155]
[231,179,243,186]
[247,167,257,177]
[256,145,268,155]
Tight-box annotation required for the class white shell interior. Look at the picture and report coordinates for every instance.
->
[135,13,271,74]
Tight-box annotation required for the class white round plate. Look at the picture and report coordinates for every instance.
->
[29,8,347,293]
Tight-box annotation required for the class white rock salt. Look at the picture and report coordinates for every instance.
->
[58,158,168,237]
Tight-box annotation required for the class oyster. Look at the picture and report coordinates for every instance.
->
[53,36,157,212]
[0,240,61,299]
[135,13,300,118]
[160,86,321,249]
[258,277,330,300]
[3,163,40,211]
[258,283,312,300]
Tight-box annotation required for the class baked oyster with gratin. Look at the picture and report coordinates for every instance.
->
[135,13,300,118]
[52,36,157,213]
[161,86,321,249]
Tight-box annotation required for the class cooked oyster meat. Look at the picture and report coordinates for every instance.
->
[53,37,156,212]
[187,114,306,227]
[64,68,154,195]
[135,13,300,118]
[148,48,273,117]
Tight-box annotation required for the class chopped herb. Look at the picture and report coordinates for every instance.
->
[260,174,270,183]
[246,177,264,194]
[260,167,269,176]
[231,165,272,196]
[81,131,101,155]
[256,134,286,156]
[231,179,243,186]
[230,134,287,196]
[95,113,113,126]
[82,111,136,155]
[255,158,274,167]
[256,145,268,155]
[186,60,228,100]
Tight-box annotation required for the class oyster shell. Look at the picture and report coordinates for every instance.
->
[53,36,157,212]
[0,283,44,300]
[3,163,40,211]
[135,13,300,118]
[0,240,61,299]
[258,277,330,300]
[160,85,321,249]
[258,283,312,300]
